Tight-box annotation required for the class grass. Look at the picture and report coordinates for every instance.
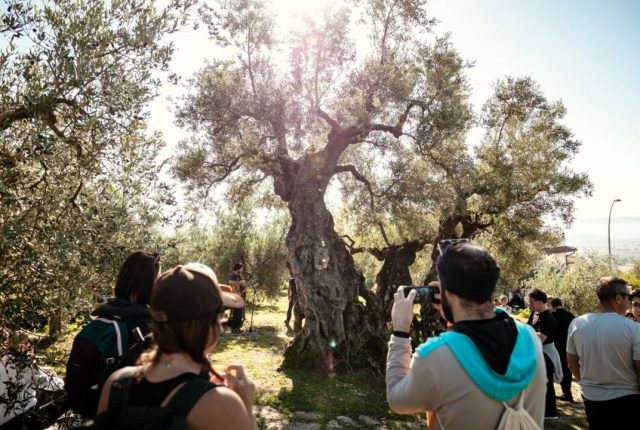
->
[211,289,417,427]
[40,289,589,429]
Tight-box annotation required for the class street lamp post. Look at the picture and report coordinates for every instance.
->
[608,198,622,267]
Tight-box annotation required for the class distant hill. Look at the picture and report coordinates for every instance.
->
[564,216,640,265]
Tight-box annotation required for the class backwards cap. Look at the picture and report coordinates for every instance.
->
[151,263,244,323]
[437,243,500,303]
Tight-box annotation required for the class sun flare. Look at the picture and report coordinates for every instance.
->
[271,0,348,33]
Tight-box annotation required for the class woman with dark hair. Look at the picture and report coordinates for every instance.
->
[114,251,161,305]
[92,251,160,365]
[65,252,161,417]
[95,263,256,429]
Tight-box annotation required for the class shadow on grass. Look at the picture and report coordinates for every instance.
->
[215,327,289,353]
[266,367,420,427]
[246,301,283,313]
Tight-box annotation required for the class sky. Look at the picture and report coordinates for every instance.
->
[149,0,640,247]
[426,0,640,221]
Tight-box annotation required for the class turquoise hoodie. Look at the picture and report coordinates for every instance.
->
[415,320,538,402]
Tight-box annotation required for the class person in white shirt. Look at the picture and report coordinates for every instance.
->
[567,276,640,429]
[0,328,65,427]
[497,294,512,314]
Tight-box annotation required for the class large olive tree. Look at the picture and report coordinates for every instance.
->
[338,77,592,337]
[174,0,471,368]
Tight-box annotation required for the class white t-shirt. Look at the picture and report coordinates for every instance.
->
[567,312,640,401]
[0,356,64,425]
[497,305,512,314]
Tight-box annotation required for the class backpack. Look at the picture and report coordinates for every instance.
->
[92,368,216,430]
[65,317,137,417]
[496,390,541,430]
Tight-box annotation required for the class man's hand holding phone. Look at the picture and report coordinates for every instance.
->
[392,285,416,332]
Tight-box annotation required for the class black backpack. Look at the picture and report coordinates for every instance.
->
[92,368,216,430]
[65,316,151,417]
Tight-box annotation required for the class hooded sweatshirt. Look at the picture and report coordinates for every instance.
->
[386,313,546,429]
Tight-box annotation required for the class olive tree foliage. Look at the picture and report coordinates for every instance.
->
[337,76,592,336]
[524,253,615,316]
[173,0,474,368]
[632,260,640,278]
[0,0,195,334]
[163,204,290,297]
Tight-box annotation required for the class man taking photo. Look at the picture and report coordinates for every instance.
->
[386,242,546,429]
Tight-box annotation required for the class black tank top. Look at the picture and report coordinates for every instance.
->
[127,372,209,407]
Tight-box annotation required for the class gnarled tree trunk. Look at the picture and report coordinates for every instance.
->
[371,240,443,344]
[373,240,424,319]
[281,151,385,369]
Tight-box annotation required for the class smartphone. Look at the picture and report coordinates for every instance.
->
[403,286,438,306]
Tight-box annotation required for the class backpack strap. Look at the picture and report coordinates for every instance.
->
[106,367,138,412]
[95,317,127,359]
[164,377,217,417]
[502,388,525,411]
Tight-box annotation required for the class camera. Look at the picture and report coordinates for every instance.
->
[403,285,438,306]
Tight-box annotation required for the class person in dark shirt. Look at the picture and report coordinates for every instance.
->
[528,289,560,419]
[508,288,525,311]
[228,263,250,333]
[549,297,576,403]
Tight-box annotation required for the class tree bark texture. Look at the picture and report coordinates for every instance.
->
[373,240,423,318]
[372,241,444,344]
[281,152,385,369]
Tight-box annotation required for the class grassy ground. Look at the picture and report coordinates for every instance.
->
[41,289,588,429]
[212,289,420,428]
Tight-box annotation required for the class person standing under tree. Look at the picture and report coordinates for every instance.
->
[228,263,251,334]
[528,289,562,420]
[567,277,639,429]
[549,297,576,403]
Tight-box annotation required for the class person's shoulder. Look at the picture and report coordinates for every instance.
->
[97,365,141,414]
[616,314,640,329]
[414,334,454,362]
[556,308,573,316]
[188,385,252,430]
[540,309,555,321]
[104,366,140,390]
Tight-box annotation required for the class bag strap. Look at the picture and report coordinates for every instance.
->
[106,367,138,412]
[501,388,525,411]
[165,377,217,416]
[95,317,126,358]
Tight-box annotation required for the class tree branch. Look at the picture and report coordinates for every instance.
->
[203,155,242,183]
[69,181,83,211]
[316,108,340,132]
[0,96,81,131]
[369,100,419,139]
[334,164,375,211]
[334,164,391,247]
[0,106,31,130]
[341,234,366,255]
[495,114,512,148]
[48,123,83,157]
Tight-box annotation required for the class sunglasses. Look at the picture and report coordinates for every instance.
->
[438,238,470,254]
